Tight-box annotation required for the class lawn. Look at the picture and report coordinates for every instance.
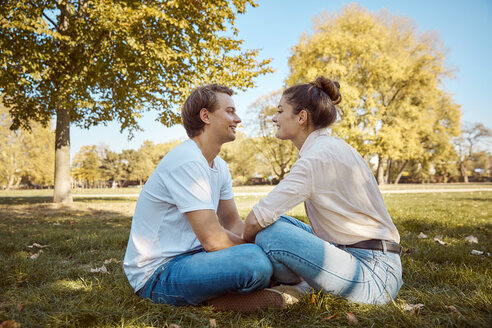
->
[0,190,491,327]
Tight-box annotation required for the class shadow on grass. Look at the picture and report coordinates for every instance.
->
[0,196,137,205]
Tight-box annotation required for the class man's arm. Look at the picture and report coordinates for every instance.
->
[186,209,244,252]
[217,198,244,237]
[243,210,264,243]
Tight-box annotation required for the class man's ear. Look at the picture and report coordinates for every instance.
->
[199,108,211,124]
[298,109,308,126]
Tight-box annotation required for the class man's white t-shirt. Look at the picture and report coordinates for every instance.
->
[123,139,234,292]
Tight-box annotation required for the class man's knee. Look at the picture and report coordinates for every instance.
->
[234,244,272,287]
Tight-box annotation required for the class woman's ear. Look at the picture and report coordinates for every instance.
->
[199,108,210,124]
[298,109,308,126]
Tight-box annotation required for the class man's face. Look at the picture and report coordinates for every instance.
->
[208,93,241,143]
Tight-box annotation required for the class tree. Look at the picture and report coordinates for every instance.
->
[454,122,491,183]
[101,149,125,188]
[72,145,105,188]
[220,131,258,182]
[120,149,153,186]
[286,4,461,184]
[0,0,272,203]
[0,102,54,189]
[247,91,298,180]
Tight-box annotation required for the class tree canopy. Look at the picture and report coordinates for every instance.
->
[286,4,461,184]
[0,0,272,202]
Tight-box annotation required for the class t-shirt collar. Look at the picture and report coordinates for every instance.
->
[298,128,330,158]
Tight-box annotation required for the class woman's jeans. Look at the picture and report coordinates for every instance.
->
[255,216,403,304]
[137,243,272,306]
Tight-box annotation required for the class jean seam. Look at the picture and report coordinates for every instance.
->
[267,249,372,284]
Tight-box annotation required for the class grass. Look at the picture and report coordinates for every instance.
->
[0,190,491,327]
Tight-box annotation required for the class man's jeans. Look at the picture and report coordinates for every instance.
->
[137,243,272,306]
[255,216,403,304]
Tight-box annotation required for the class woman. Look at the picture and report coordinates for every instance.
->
[243,76,403,304]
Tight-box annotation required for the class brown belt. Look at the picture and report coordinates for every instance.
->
[344,239,402,255]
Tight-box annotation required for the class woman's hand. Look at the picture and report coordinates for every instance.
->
[243,211,263,243]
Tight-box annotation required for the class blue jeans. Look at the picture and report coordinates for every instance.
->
[255,216,403,304]
[137,243,272,306]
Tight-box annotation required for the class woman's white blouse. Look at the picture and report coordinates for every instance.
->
[252,128,400,245]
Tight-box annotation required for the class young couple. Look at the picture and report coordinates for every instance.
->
[123,77,403,312]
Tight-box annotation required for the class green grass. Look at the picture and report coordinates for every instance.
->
[0,191,491,327]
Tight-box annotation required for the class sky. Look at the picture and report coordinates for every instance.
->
[70,0,492,157]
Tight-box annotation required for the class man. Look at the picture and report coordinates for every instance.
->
[123,84,287,312]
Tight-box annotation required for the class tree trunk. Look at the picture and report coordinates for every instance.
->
[393,160,408,185]
[460,162,469,183]
[53,107,73,203]
[376,156,386,185]
[385,159,392,184]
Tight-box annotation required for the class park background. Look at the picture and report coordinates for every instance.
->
[1,0,491,192]
[0,1,491,327]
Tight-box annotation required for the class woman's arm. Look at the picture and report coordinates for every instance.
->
[243,210,264,242]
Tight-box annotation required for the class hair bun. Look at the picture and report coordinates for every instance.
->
[311,76,342,105]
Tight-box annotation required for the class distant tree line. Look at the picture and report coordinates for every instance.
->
[1,101,490,189]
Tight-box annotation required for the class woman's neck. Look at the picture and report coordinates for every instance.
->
[292,127,316,150]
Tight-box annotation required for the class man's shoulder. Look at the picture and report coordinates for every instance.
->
[159,140,206,169]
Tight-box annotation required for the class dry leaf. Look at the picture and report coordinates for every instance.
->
[323,314,339,320]
[209,318,216,327]
[465,235,478,244]
[471,250,484,255]
[418,232,428,239]
[53,222,61,226]
[27,243,47,249]
[433,236,446,245]
[445,305,461,315]
[347,312,358,325]
[90,264,109,274]
[402,303,424,315]
[103,258,120,264]
[404,248,415,254]
[0,320,21,328]
[30,250,43,259]
[310,294,316,303]
[168,324,181,328]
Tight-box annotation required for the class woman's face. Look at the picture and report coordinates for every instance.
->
[273,95,302,141]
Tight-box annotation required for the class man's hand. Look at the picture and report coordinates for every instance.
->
[243,211,264,243]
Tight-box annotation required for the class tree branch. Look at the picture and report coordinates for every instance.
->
[42,12,58,30]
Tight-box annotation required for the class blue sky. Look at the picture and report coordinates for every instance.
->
[70,0,492,157]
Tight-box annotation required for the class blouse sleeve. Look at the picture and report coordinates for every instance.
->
[252,158,313,227]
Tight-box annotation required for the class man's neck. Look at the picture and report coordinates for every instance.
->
[192,134,221,168]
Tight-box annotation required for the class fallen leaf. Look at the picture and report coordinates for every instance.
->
[310,294,316,303]
[465,235,478,244]
[16,303,22,311]
[30,250,43,259]
[0,320,21,328]
[347,312,358,325]
[323,314,339,320]
[471,250,484,255]
[404,248,415,254]
[53,222,61,226]
[168,324,181,328]
[90,264,109,274]
[445,305,461,315]
[103,258,121,264]
[433,236,446,245]
[27,243,47,249]
[418,232,428,239]
[209,318,216,327]
[402,303,424,315]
